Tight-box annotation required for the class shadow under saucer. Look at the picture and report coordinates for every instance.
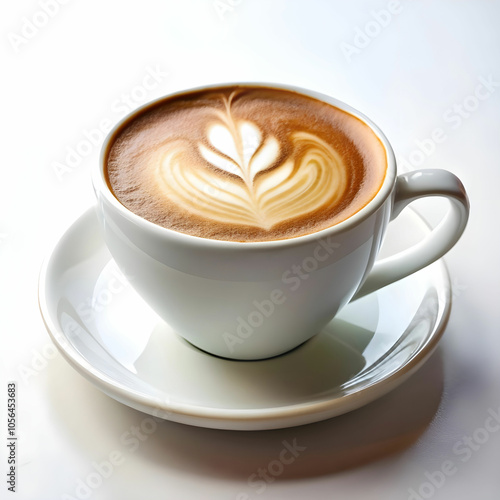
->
[45,345,444,481]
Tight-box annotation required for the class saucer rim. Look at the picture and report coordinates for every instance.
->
[38,207,451,430]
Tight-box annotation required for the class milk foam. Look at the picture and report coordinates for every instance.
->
[106,86,387,241]
[154,92,349,230]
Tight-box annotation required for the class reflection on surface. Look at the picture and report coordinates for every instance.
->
[56,254,440,410]
[50,207,449,426]
[46,345,444,480]
[45,206,449,483]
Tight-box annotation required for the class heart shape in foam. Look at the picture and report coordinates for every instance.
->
[155,92,349,230]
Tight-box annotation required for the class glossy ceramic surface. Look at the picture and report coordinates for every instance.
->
[39,207,451,430]
[93,84,467,360]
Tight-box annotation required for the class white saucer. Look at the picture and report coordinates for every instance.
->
[39,207,451,431]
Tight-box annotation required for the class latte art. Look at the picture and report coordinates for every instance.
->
[106,86,387,241]
[155,92,349,230]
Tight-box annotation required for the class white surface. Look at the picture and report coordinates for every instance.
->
[1,1,499,499]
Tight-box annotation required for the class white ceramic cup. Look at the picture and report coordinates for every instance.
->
[93,83,469,360]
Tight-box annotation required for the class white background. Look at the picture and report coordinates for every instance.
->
[1,1,500,499]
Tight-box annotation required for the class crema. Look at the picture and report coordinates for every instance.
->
[106,86,387,241]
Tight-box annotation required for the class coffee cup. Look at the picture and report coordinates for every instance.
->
[93,83,469,360]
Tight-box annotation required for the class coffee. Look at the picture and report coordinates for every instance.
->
[105,85,387,242]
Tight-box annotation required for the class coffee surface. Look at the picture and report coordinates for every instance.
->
[106,86,387,241]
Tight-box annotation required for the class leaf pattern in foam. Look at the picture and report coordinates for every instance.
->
[156,95,349,230]
[158,144,262,226]
[200,117,280,186]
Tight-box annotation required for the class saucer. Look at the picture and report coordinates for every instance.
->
[39,207,451,431]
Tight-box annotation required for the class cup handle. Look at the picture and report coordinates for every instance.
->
[352,169,470,300]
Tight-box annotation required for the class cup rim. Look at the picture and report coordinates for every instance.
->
[94,82,397,249]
